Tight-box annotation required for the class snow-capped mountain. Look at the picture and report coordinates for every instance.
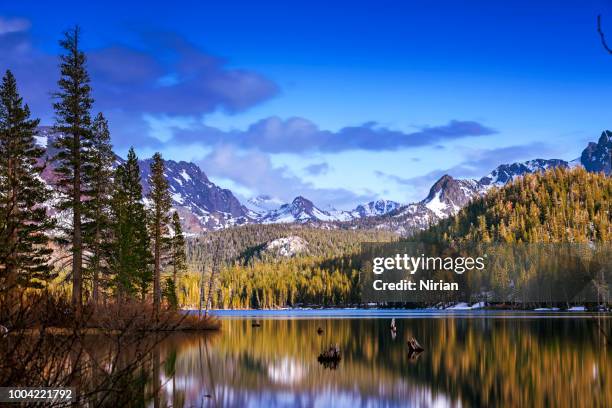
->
[35,127,252,233]
[422,176,485,218]
[350,199,401,217]
[391,131,610,231]
[34,126,610,235]
[244,195,287,216]
[351,157,572,235]
[248,197,401,224]
[139,159,251,232]
[478,159,569,188]
[258,196,346,224]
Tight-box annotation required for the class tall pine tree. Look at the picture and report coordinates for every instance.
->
[83,113,114,304]
[52,26,93,316]
[111,148,151,301]
[0,70,53,305]
[148,153,171,316]
[167,211,186,308]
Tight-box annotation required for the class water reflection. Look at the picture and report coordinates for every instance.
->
[143,316,611,408]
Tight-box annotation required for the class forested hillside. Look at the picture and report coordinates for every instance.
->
[180,225,396,308]
[179,167,611,309]
[419,167,611,243]
[186,224,396,267]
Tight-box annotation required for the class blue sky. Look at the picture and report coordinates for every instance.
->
[1,1,612,208]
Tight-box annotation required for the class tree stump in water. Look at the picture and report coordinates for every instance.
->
[318,345,341,369]
[407,337,425,362]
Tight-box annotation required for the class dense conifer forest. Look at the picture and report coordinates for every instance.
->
[419,167,611,243]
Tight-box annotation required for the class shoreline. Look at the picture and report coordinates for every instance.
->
[185,307,612,319]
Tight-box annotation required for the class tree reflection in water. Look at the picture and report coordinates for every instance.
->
[35,315,611,407]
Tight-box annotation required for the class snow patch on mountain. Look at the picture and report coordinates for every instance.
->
[350,199,401,217]
[425,190,447,218]
[245,195,287,215]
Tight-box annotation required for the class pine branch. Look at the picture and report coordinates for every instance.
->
[597,15,612,54]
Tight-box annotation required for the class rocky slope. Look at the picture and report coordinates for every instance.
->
[580,130,611,175]
[36,127,251,233]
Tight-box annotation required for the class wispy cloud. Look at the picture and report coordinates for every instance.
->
[88,32,278,115]
[200,145,374,208]
[167,116,496,153]
[0,17,30,35]
[0,18,278,138]
[303,162,330,175]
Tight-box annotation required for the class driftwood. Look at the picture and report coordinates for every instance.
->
[407,337,425,362]
[318,345,341,369]
[407,337,424,352]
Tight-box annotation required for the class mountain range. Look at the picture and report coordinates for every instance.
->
[35,127,611,235]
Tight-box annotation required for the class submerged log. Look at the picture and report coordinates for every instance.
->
[407,337,424,352]
[407,337,425,362]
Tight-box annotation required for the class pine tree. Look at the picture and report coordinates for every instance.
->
[111,148,151,300]
[148,153,171,316]
[163,276,178,309]
[52,26,94,316]
[168,211,186,309]
[0,70,54,304]
[83,113,114,303]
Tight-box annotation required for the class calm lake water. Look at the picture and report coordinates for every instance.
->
[148,311,611,408]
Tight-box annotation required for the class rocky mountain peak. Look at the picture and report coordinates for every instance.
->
[581,130,611,174]
[290,196,315,214]
[479,159,568,187]
[423,175,481,217]
[352,199,401,217]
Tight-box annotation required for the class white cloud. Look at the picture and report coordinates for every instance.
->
[198,145,374,209]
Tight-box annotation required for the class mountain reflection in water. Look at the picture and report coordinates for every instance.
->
[140,315,610,408]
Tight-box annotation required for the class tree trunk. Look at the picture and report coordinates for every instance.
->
[5,153,18,308]
[91,189,103,305]
[198,264,206,319]
[153,222,160,319]
[72,131,82,319]
[92,225,100,305]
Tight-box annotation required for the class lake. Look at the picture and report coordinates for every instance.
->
[144,310,611,407]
